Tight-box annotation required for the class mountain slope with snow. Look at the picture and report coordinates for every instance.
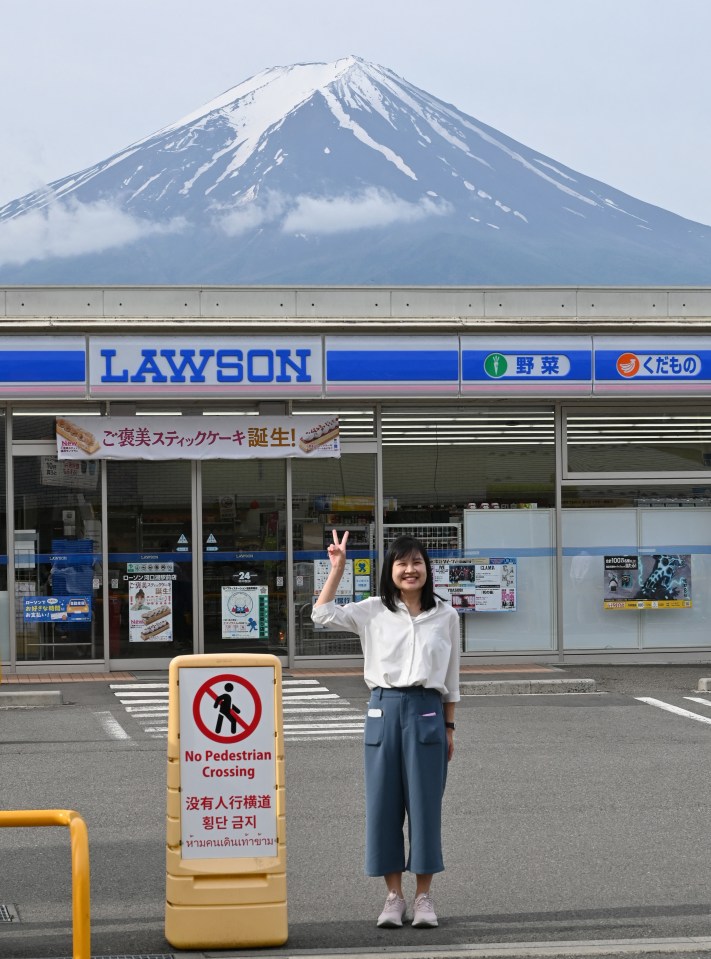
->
[1,56,709,285]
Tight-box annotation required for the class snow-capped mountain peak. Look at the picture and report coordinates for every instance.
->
[0,56,709,285]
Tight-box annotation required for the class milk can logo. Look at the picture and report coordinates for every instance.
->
[484,353,507,378]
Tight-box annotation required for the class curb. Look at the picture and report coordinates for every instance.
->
[461,678,596,696]
[0,690,63,707]
[217,935,711,958]
[695,677,711,692]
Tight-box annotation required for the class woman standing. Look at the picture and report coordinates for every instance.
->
[312,531,460,929]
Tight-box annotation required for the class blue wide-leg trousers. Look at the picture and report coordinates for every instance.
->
[363,686,448,876]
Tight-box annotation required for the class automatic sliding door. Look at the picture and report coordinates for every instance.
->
[14,454,103,662]
[107,460,194,660]
[292,453,377,657]
[201,460,287,656]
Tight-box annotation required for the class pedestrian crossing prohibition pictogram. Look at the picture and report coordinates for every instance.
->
[192,673,262,744]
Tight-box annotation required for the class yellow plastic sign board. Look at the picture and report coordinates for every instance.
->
[165,653,287,949]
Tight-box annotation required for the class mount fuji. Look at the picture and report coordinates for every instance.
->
[1,55,710,285]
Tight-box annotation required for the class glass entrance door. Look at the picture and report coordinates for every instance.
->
[201,460,287,655]
[13,453,103,662]
[107,460,194,661]
[292,452,378,657]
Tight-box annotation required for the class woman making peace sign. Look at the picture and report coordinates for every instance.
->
[312,531,460,929]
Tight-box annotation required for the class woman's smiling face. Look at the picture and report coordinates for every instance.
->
[391,550,426,597]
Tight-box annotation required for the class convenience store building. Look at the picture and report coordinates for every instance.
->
[2,285,711,674]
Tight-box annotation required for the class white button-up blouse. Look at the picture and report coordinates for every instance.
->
[311,596,461,702]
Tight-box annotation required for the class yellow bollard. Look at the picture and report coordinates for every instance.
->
[0,809,90,959]
[165,653,287,949]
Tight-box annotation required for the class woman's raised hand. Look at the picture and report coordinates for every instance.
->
[327,529,349,571]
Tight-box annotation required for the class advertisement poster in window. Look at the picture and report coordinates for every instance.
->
[129,577,174,641]
[432,559,517,612]
[313,558,361,605]
[221,585,269,639]
[603,554,692,609]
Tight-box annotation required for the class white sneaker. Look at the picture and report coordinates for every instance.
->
[412,892,438,928]
[377,890,407,927]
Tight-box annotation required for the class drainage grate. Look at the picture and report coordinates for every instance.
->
[0,903,19,922]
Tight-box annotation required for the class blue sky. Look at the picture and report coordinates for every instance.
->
[3,0,711,225]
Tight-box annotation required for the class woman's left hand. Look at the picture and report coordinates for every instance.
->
[446,727,454,761]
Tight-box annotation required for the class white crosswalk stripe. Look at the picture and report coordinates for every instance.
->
[110,678,364,741]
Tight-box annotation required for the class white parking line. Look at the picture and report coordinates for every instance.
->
[684,696,711,708]
[636,697,711,725]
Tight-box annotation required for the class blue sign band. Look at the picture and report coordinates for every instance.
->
[327,350,458,382]
[0,350,86,383]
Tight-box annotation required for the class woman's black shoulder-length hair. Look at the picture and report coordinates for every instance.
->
[379,535,437,612]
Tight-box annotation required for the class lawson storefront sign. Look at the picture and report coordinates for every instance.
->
[4,335,711,398]
[89,336,322,397]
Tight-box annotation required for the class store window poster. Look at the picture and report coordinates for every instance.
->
[221,585,269,639]
[603,554,692,609]
[129,577,174,642]
[432,559,517,612]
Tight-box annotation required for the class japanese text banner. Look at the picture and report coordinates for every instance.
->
[56,415,340,460]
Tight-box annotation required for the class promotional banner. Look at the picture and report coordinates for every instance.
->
[221,585,269,640]
[129,577,174,642]
[603,554,692,609]
[56,415,340,460]
[22,595,92,623]
[433,558,517,612]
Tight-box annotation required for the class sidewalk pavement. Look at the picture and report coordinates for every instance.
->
[0,662,601,705]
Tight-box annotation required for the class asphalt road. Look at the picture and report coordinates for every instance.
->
[1,664,711,958]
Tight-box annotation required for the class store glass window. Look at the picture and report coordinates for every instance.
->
[14,453,103,662]
[565,407,711,473]
[292,452,377,656]
[0,411,8,660]
[382,407,556,652]
[12,408,103,442]
[201,460,287,656]
[562,484,711,651]
[381,406,555,520]
[107,461,193,659]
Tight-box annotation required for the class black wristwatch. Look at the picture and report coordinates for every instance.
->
[445,721,455,730]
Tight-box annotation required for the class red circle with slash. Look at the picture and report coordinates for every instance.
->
[192,673,262,744]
